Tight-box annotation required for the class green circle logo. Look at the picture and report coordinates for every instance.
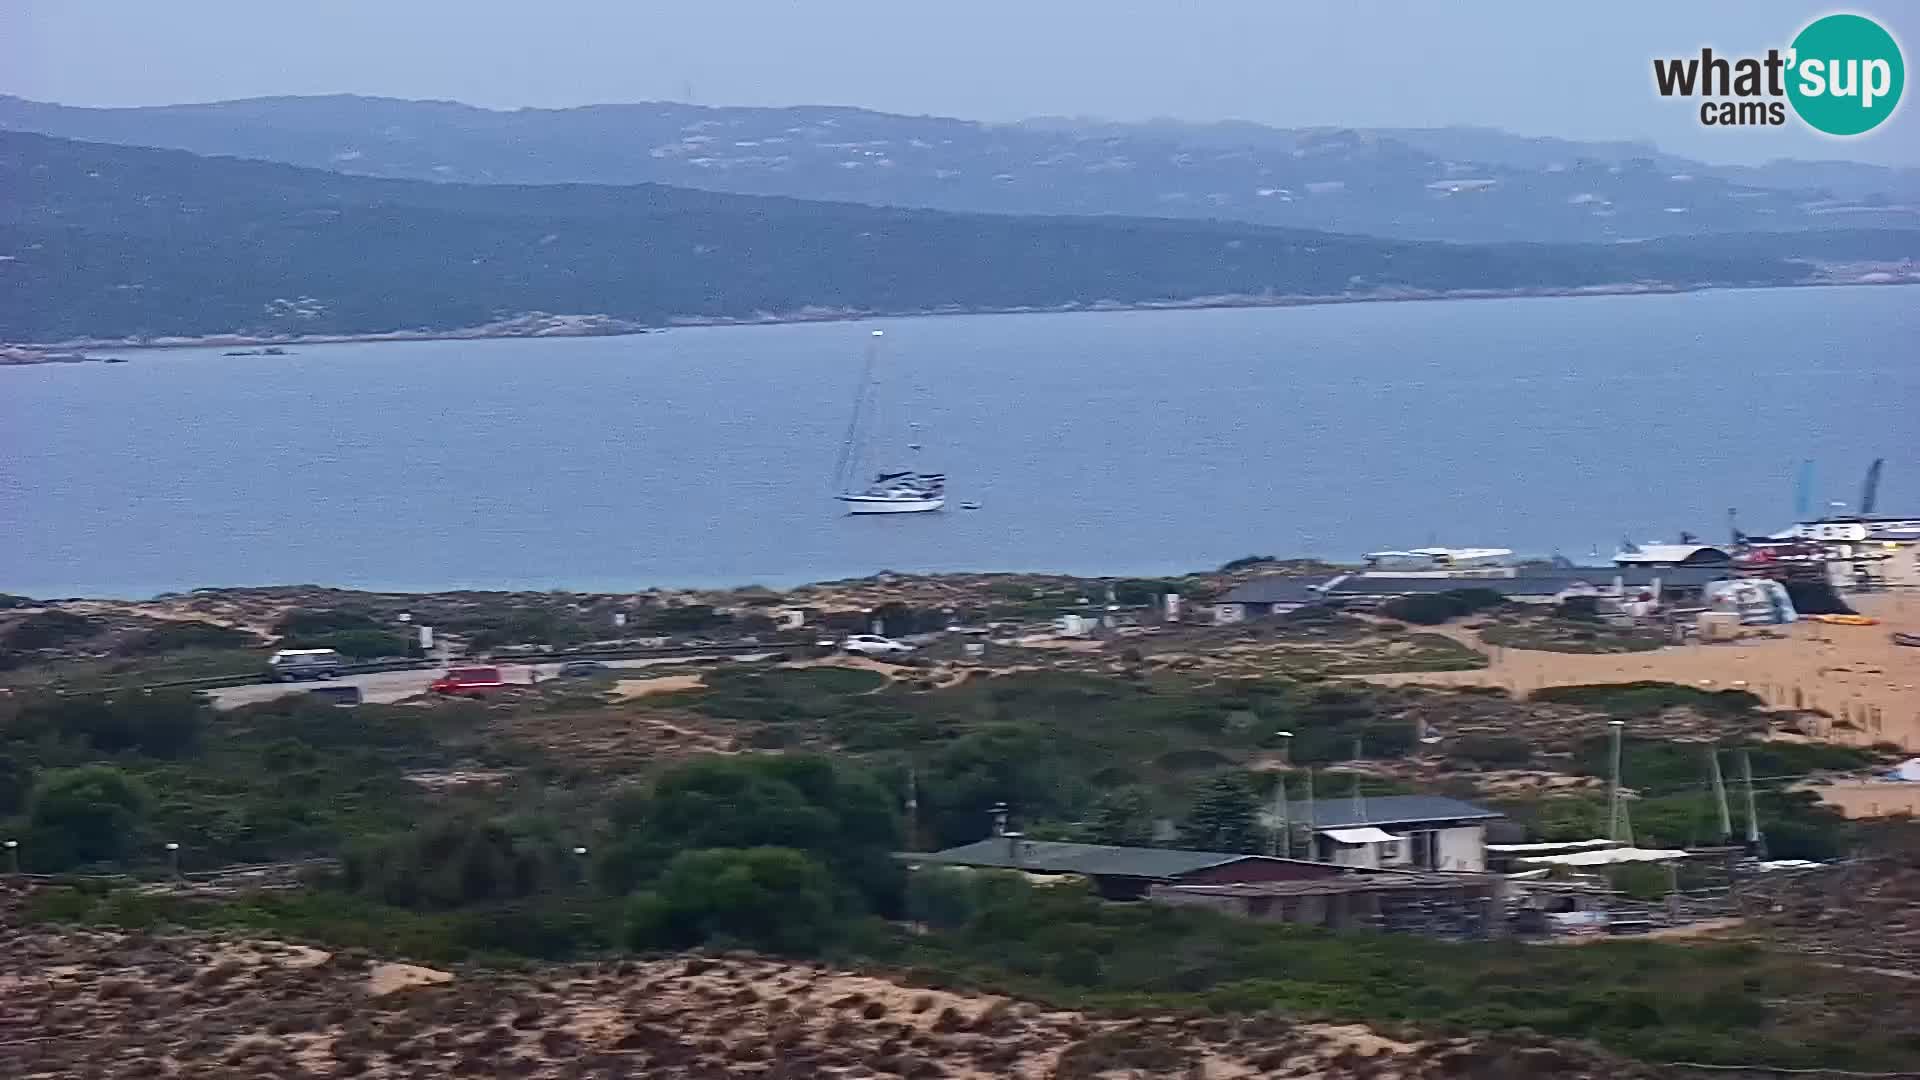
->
[1787,14,1904,135]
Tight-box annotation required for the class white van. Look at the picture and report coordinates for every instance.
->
[268,648,347,681]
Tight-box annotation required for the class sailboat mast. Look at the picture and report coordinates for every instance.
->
[830,330,885,493]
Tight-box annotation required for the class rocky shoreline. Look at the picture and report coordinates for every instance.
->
[5,273,1914,365]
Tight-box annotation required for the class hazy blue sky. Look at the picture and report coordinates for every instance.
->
[5,1,1915,166]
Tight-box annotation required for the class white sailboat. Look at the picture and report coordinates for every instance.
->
[832,330,945,515]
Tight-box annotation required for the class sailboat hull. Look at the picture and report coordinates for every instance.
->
[839,494,945,514]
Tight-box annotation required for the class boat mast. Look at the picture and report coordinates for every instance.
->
[830,330,885,493]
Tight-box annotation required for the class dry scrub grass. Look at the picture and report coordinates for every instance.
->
[0,923,1663,1079]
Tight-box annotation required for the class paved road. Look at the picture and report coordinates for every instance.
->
[207,654,772,709]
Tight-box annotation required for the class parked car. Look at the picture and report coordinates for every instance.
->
[840,634,914,657]
[267,648,346,681]
[556,660,609,678]
[429,665,507,697]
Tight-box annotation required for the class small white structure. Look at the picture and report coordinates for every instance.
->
[1360,547,1514,576]
[1054,613,1096,638]
[1613,543,1732,567]
[1887,758,1920,782]
[1262,795,1502,872]
[1515,846,1691,868]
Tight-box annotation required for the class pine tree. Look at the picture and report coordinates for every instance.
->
[1085,786,1156,847]
[1178,773,1260,853]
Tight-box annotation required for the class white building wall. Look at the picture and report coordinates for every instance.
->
[1435,825,1486,872]
[1326,843,1380,870]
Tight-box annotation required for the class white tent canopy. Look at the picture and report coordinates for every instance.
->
[1321,827,1404,845]
[1517,847,1691,867]
[1486,839,1622,854]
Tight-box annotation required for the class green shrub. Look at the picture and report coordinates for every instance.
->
[281,628,412,659]
[3,611,101,650]
[597,754,903,914]
[27,765,152,869]
[1219,555,1278,572]
[343,816,563,910]
[272,608,386,637]
[1533,682,1763,718]
[120,620,261,655]
[1448,735,1534,766]
[627,847,839,953]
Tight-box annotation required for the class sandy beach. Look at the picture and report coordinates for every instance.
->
[1361,591,1920,749]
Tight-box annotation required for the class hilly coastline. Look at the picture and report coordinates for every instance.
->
[3,131,1916,346]
[5,93,1918,243]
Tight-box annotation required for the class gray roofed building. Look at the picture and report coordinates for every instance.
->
[913,837,1345,898]
[919,838,1245,878]
[1282,795,1502,830]
[1219,577,1337,606]
[1224,566,1728,605]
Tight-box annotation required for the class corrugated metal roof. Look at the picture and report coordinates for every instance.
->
[1524,566,1731,587]
[1156,872,1495,899]
[1224,567,1731,605]
[1614,545,1731,565]
[1280,795,1502,829]
[1220,577,1336,605]
[1322,826,1403,844]
[1327,569,1729,598]
[917,838,1262,878]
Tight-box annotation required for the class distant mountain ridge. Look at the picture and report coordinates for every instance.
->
[2,94,1916,244]
[5,130,1914,344]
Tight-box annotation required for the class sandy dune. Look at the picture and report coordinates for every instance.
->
[0,928,1654,1079]
[1361,592,1920,748]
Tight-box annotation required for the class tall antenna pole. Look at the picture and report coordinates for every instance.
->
[1269,775,1289,859]
[1708,744,1733,844]
[904,761,919,850]
[1794,459,1814,521]
[1606,720,1632,845]
[1740,750,1764,856]
[1350,734,1367,822]
[1303,769,1317,862]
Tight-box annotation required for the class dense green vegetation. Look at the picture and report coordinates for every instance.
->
[0,690,465,871]
[680,668,1419,848]
[120,619,262,655]
[4,131,1883,342]
[1481,617,1666,654]
[26,861,1918,1069]
[272,608,417,659]
[1531,681,1766,718]
[4,661,1906,1067]
[0,608,271,688]
[881,874,1912,1070]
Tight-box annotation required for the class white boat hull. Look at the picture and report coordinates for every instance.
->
[839,494,945,514]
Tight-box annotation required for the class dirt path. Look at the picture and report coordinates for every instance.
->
[1358,592,1920,748]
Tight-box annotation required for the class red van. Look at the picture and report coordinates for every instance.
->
[429,666,506,697]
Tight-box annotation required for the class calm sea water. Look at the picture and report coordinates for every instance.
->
[3,287,1915,599]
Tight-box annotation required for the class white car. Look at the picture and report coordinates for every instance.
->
[267,648,346,681]
[840,634,914,658]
